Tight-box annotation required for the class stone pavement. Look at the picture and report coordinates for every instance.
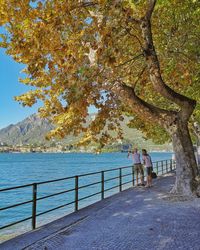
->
[1,172,200,250]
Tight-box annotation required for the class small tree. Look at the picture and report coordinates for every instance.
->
[0,0,200,196]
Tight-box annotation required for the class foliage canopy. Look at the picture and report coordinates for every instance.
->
[0,0,199,146]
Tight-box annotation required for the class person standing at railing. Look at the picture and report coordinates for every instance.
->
[142,149,153,188]
[128,148,145,186]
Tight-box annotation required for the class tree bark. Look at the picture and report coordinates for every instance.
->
[136,1,200,197]
[193,122,200,145]
[167,119,200,197]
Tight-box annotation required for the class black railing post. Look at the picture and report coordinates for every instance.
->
[132,166,135,186]
[172,160,176,170]
[156,162,158,174]
[161,161,164,174]
[166,160,168,172]
[75,176,79,211]
[119,168,122,192]
[170,159,173,171]
[101,171,104,200]
[32,183,37,230]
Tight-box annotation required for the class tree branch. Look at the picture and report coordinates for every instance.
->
[115,53,143,68]
[146,0,157,20]
[80,1,98,8]
[132,66,147,89]
[123,26,144,49]
[127,16,141,24]
[71,1,98,11]
[109,81,176,127]
[140,2,196,121]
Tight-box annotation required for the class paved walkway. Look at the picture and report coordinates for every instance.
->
[1,173,200,250]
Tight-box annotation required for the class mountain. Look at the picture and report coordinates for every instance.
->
[0,114,172,151]
[0,114,54,145]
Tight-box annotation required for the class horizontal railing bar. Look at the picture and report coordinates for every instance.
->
[122,180,133,186]
[152,160,170,164]
[79,181,102,190]
[79,165,133,176]
[104,176,119,182]
[78,164,140,177]
[0,184,33,192]
[0,216,32,230]
[0,159,172,192]
[104,166,131,173]
[104,184,119,192]
[37,176,75,185]
[36,200,75,217]
[37,188,75,201]
[121,173,132,178]
[78,171,102,177]
[78,191,102,202]
[0,199,33,211]
[0,167,128,192]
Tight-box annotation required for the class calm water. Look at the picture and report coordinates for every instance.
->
[0,152,172,241]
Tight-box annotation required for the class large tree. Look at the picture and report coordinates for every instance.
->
[0,0,200,196]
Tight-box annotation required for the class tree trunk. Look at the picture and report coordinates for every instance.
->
[193,122,200,145]
[168,120,200,197]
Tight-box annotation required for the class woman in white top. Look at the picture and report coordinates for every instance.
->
[142,149,153,187]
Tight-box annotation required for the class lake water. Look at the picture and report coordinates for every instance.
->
[0,152,172,241]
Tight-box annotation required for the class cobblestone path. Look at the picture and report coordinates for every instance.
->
[1,173,200,250]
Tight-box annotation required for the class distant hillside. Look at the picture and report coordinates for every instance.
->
[0,114,54,145]
[0,114,172,151]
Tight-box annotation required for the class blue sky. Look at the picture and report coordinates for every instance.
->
[0,49,97,129]
[0,49,39,128]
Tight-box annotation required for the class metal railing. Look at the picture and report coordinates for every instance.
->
[0,159,175,232]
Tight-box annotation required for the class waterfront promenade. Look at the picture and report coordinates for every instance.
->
[1,172,200,250]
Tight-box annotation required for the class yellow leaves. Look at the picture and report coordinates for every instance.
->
[126,0,136,11]
[78,132,93,146]
[123,0,147,19]
[23,18,32,29]
[15,90,44,107]
[45,127,65,140]
[19,77,31,85]
[0,0,10,25]
[0,34,7,48]
[53,112,72,126]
